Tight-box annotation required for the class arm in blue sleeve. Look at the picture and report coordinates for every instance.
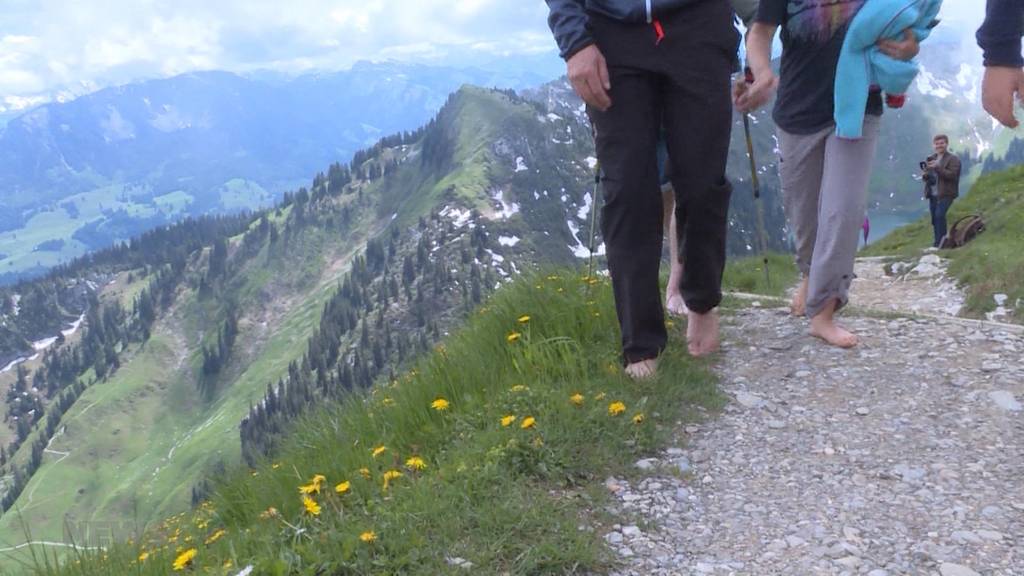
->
[545,0,594,60]
[976,0,1024,67]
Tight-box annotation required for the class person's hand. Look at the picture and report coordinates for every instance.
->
[982,66,1024,128]
[926,158,938,169]
[567,44,612,112]
[877,29,919,62]
[733,69,777,113]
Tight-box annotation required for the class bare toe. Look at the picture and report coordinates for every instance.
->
[625,358,658,380]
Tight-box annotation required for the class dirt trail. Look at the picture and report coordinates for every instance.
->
[604,256,1024,576]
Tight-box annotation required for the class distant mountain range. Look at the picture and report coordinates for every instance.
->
[0,59,564,284]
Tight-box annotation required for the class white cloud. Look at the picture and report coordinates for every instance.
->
[0,0,555,108]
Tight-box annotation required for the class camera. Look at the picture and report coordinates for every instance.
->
[919,161,928,170]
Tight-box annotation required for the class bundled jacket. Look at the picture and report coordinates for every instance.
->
[931,153,962,200]
[545,0,752,60]
[977,0,1024,67]
[833,0,943,139]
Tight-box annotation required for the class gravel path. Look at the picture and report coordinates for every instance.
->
[604,258,1024,576]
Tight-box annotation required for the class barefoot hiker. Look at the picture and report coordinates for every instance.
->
[737,0,939,348]
[545,0,740,376]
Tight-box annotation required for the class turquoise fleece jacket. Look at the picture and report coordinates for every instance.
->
[834,0,943,139]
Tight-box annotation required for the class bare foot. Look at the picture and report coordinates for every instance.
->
[790,277,809,317]
[625,358,659,380]
[809,301,858,348]
[686,309,720,357]
[666,292,688,317]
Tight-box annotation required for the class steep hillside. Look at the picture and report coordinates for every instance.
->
[0,85,628,566]
[863,166,1024,323]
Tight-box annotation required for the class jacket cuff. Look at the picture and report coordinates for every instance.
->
[562,37,595,61]
[982,38,1024,67]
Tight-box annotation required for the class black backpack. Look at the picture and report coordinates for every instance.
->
[939,214,985,249]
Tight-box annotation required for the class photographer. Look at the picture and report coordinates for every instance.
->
[923,135,961,248]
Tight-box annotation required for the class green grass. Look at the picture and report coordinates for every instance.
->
[28,271,719,575]
[0,223,365,571]
[721,252,800,298]
[862,166,1024,321]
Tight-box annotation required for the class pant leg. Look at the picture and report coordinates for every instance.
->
[587,62,665,364]
[929,197,939,246]
[804,116,881,318]
[659,0,739,313]
[935,198,953,246]
[776,125,832,277]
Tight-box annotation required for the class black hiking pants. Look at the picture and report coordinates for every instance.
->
[588,1,738,364]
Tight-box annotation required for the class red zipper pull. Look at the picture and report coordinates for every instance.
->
[653,19,665,45]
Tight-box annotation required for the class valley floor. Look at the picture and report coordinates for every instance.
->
[603,257,1024,575]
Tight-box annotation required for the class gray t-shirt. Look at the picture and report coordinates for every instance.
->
[756,0,883,135]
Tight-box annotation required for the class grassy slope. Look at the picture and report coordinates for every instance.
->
[34,271,719,576]
[0,219,373,568]
[862,166,1024,321]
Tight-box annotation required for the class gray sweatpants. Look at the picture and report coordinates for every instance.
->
[777,116,880,318]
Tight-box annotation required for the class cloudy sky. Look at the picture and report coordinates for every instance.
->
[0,0,988,114]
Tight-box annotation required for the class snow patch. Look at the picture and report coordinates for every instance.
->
[577,192,593,220]
[498,235,520,247]
[915,69,951,99]
[567,220,605,258]
[489,189,520,220]
[585,156,598,170]
[440,206,472,228]
[515,156,528,173]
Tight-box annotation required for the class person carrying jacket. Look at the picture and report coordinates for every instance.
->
[977,0,1024,128]
[544,0,741,376]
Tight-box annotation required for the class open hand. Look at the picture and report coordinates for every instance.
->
[733,70,777,113]
[567,44,612,112]
[878,29,919,62]
[982,66,1023,128]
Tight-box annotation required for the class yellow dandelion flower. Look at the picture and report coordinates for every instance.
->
[138,551,149,562]
[431,398,450,411]
[372,445,387,458]
[608,401,626,416]
[302,496,321,516]
[335,481,351,494]
[665,320,675,328]
[517,315,531,324]
[632,413,645,424]
[298,482,320,495]
[251,471,259,477]
[360,530,377,543]
[311,474,326,485]
[382,397,395,406]
[405,456,427,471]
[223,560,233,569]
[511,385,528,392]
[359,467,371,478]
[172,548,196,571]
[204,529,226,545]
[506,332,521,343]
[501,414,517,427]
[570,393,584,406]
[521,416,536,429]
[271,463,281,469]
[382,469,403,491]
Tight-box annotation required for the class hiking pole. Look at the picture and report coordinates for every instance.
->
[742,67,772,289]
[586,158,602,283]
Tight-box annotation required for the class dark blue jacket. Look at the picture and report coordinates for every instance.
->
[977,0,1024,67]
[545,0,706,59]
